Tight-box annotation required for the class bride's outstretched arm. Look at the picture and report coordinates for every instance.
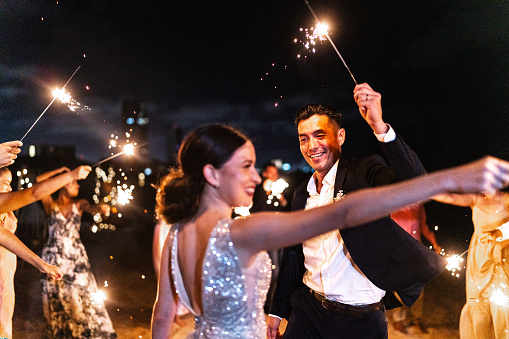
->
[234,156,509,255]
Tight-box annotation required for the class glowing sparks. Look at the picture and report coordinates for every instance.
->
[294,24,329,58]
[51,87,88,112]
[443,248,468,278]
[20,65,82,141]
[91,290,107,304]
[94,141,138,167]
[123,144,135,155]
[445,254,465,273]
[270,179,289,197]
[259,62,288,108]
[302,0,358,84]
[490,287,509,306]
[262,178,289,207]
[117,185,134,205]
[234,206,251,217]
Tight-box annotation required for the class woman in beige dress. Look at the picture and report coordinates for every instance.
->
[436,191,509,338]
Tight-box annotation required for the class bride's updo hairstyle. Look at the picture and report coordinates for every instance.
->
[156,124,250,224]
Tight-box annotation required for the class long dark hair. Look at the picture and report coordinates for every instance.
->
[156,124,250,224]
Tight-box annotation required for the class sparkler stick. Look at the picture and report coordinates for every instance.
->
[303,0,357,85]
[20,66,82,141]
[92,143,139,167]
[93,152,126,167]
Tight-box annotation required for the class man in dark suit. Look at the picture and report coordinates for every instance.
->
[266,83,446,338]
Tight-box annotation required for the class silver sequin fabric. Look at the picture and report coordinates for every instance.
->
[170,219,271,338]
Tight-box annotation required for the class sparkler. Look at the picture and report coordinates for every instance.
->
[93,143,137,167]
[295,24,329,58]
[303,0,357,85]
[20,65,81,141]
[444,248,468,277]
[51,87,89,112]
[234,206,251,217]
[490,286,509,306]
[265,178,289,207]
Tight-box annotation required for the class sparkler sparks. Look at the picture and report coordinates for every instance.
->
[91,290,107,304]
[302,0,357,85]
[490,287,509,306]
[117,185,134,205]
[443,248,468,278]
[233,206,251,217]
[51,87,89,112]
[93,143,137,167]
[123,144,135,155]
[445,254,465,276]
[20,65,82,141]
[294,24,329,58]
[266,179,289,207]
[259,62,288,108]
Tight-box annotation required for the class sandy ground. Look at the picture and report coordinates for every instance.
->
[12,222,463,338]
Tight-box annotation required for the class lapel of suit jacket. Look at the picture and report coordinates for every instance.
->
[292,181,308,211]
[334,156,350,197]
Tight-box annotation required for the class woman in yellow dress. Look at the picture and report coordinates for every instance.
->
[436,191,509,338]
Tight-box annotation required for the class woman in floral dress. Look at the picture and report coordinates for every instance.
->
[38,167,116,338]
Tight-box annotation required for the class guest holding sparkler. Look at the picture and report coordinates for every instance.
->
[0,165,66,338]
[150,123,509,338]
[37,166,116,339]
[435,190,509,338]
[251,162,288,213]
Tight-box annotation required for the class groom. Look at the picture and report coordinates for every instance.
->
[267,83,446,338]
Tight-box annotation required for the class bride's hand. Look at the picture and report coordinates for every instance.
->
[446,157,509,195]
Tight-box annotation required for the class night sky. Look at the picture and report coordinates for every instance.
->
[1,0,509,171]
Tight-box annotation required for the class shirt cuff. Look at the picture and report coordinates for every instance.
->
[374,124,396,143]
[496,221,509,242]
[268,314,282,320]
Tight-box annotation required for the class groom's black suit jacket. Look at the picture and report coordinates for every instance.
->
[269,135,447,319]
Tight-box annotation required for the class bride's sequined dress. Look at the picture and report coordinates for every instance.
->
[169,219,271,338]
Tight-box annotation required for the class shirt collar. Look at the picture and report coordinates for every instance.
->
[307,160,339,196]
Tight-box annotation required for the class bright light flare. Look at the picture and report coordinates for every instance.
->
[51,87,87,112]
[294,23,330,58]
[52,88,72,103]
[117,186,133,205]
[491,288,509,306]
[91,290,107,304]
[271,179,289,197]
[315,23,329,37]
[123,144,135,155]
[445,254,465,272]
[234,206,251,217]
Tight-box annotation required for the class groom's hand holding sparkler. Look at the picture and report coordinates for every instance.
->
[353,83,387,135]
[0,140,22,167]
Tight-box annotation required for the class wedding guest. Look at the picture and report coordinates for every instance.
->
[38,167,116,339]
[0,167,62,338]
[435,190,509,338]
